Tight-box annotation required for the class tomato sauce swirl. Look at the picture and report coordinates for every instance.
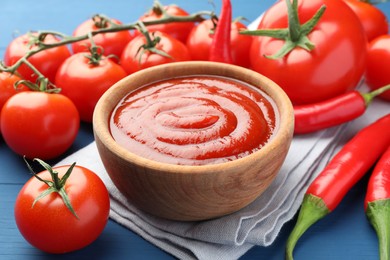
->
[110,76,278,165]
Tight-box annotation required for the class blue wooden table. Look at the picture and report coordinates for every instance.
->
[1,1,390,259]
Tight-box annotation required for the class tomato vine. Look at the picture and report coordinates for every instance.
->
[0,1,217,80]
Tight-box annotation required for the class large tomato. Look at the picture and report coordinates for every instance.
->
[365,34,390,101]
[15,161,110,254]
[3,33,71,83]
[120,31,191,75]
[250,0,367,105]
[1,92,79,159]
[71,16,133,58]
[55,53,127,122]
[186,20,253,68]
[343,0,388,42]
[139,4,195,43]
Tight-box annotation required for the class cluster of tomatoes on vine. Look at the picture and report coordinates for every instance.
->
[0,2,223,160]
[2,0,389,161]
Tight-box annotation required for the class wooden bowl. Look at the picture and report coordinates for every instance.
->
[93,61,294,221]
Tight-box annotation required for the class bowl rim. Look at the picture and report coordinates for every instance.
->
[93,61,294,174]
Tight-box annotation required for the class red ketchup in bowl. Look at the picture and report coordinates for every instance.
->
[110,75,278,165]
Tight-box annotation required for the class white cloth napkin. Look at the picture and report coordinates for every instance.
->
[57,83,389,259]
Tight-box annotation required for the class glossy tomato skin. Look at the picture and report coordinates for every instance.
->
[71,18,133,58]
[365,35,390,101]
[139,4,195,43]
[0,72,29,135]
[120,31,191,75]
[250,0,367,105]
[14,165,110,254]
[55,53,127,122]
[186,20,253,68]
[1,92,79,159]
[4,33,71,83]
[0,72,29,112]
[343,0,388,42]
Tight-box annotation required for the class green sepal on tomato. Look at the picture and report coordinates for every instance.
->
[139,2,195,43]
[243,0,367,105]
[365,146,390,260]
[15,158,110,254]
[3,33,71,83]
[120,30,190,75]
[71,15,134,59]
[55,50,127,122]
[286,114,390,260]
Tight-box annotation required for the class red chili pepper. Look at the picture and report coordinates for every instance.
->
[294,84,390,134]
[365,145,390,260]
[286,114,390,260]
[209,0,233,64]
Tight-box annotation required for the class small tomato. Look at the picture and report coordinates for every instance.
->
[71,15,134,58]
[55,52,127,122]
[343,0,388,42]
[1,91,79,159]
[0,72,29,112]
[3,33,71,83]
[120,31,191,75]
[365,34,390,101]
[15,159,110,254]
[139,4,195,43]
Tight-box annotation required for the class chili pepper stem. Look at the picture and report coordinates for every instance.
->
[286,194,330,260]
[362,84,390,106]
[366,199,390,260]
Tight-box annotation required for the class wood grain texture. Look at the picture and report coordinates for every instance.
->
[93,61,294,221]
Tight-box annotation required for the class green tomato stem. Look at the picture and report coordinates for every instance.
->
[151,0,166,16]
[366,199,390,260]
[91,14,113,29]
[285,194,330,260]
[135,21,173,61]
[24,157,79,219]
[239,0,326,59]
[0,5,215,79]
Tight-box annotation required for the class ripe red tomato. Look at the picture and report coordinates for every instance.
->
[186,20,253,68]
[1,92,79,159]
[139,4,195,43]
[365,34,390,101]
[0,72,29,112]
[55,53,127,122]
[250,0,367,105]
[343,0,388,42]
[15,163,110,254]
[71,16,133,58]
[120,31,191,75]
[3,33,71,83]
